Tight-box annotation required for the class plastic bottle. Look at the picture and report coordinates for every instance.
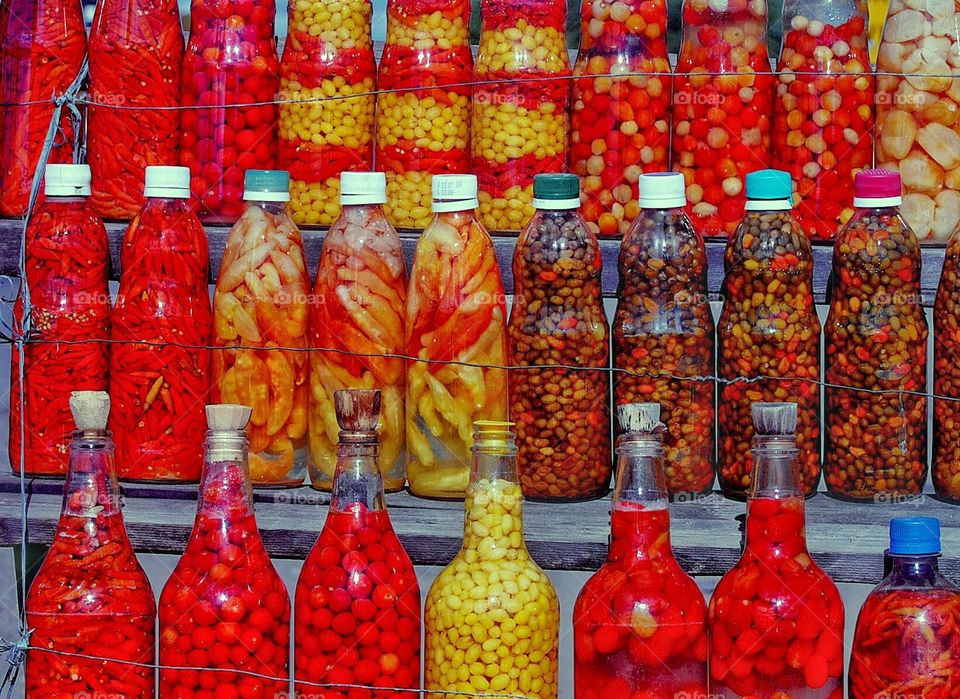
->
[934,226,960,502]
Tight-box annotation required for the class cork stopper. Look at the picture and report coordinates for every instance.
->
[752,402,797,436]
[206,404,252,432]
[70,391,110,432]
[335,389,381,438]
[617,403,662,433]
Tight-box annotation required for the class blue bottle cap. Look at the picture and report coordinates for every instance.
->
[889,517,941,555]
[745,169,793,206]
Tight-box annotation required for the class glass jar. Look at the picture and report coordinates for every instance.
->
[935,228,960,501]
[310,172,407,492]
[709,403,845,697]
[718,169,821,499]
[509,173,611,500]
[672,0,774,236]
[159,404,290,695]
[824,169,928,500]
[26,392,155,697]
[424,421,560,697]
[406,175,509,498]
[849,517,960,698]
[110,166,211,481]
[613,172,714,496]
[876,0,960,242]
[574,403,708,698]
[88,0,184,219]
[0,0,86,216]
[279,0,375,226]
[10,165,110,477]
[179,0,279,222]
[571,0,671,236]
[377,0,473,229]
[473,0,570,232]
[295,389,421,697]
[213,170,309,487]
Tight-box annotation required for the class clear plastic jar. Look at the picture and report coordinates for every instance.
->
[935,228,960,501]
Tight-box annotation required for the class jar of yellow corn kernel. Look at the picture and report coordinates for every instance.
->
[278,0,376,226]
[377,0,473,230]
[472,0,571,232]
[424,421,560,699]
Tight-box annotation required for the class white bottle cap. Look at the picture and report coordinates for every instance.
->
[45,164,91,197]
[432,174,479,213]
[340,171,387,205]
[639,173,686,209]
[144,165,191,199]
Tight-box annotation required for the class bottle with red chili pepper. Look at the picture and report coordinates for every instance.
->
[110,166,211,481]
[509,173,611,500]
[850,517,960,699]
[824,168,928,501]
[26,391,156,698]
[88,0,184,219]
[933,222,960,502]
[0,0,86,216]
[573,402,708,699]
[709,402,845,698]
[718,169,821,499]
[179,0,279,222]
[159,403,291,696]
[10,164,110,477]
[295,389,421,697]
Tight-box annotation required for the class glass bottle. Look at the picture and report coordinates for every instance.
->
[571,0,671,236]
[672,0,774,236]
[472,0,570,232]
[613,172,714,496]
[213,170,309,486]
[377,0,473,229]
[824,169,928,500]
[179,0,279,222]
[279,0,375,226]
[0,0,86,216]
[310,172,407,492]
[88,0,184,219]
[849,517,960,698]
[709,403,844,698]
[110,166,211,481]
[159,404,290,695]
[718,169,821,499]
[295,389,421,697]
[424,421,560,697]
[573,402,707,698]
[509,173,611,500]
[772,0,873,239]
[406,175,509,498]
[25,391,155,697]
[935,226,960,502]
[10,165,110,477]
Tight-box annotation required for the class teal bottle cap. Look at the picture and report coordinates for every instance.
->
[533,173,580,210]
[889,517,941,556]
[244,170,290,202]
[745,169,793,211]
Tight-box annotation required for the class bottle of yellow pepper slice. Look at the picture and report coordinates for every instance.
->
[406,175,509,498]
[212,170,309,486]
[425,421,560,698]
[310,172,407,491]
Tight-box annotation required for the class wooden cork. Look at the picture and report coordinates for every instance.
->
[69,391,110,431]
[752,402,798,436]
[334,389,381,433]
[205,404,252,431]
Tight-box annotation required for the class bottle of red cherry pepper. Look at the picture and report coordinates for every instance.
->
[709,402,845,698]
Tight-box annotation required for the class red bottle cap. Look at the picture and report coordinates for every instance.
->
[853,169,902,207]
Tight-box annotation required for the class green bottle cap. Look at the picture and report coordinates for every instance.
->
[244,170,291,202]
[533,173,580,210]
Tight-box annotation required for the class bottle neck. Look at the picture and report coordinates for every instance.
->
[608,433,672,563]
[246,199,288,217]
[330,441,385,514]
[887,554,943,587]
[745,434,807,554]
[462,437,524,554]
[197,431,254,519]
[748,434,803,500]
[62,432,122,518]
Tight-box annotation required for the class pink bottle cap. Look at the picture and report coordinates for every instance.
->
[853,169,902,207]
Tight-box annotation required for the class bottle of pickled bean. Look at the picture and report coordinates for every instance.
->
[571,0,671,236]
[0,0,86,216]
[295,389,421,697]
[934,226,960,502]
[772,0,873,240]
[406,175,509,498]
[709,402,845,698]
[824,169,928,500]
[612,172,715,496]
[88,0,184,219]
[159,404,291,696]
[377,0,473,229]
[472,0,571,232]
[279,0,375,226]
[573,403,708,699]
[850,517,960,699]
[509,173,611,500]
[213,170,309,487]
[110,166,211,481]
[718,169,821,499]
[179,0,279,222]
[672,0,774,236]
[424,421,560,698]
[10,165,110,477]
[310,172,407,492]
[26,391,155,698]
